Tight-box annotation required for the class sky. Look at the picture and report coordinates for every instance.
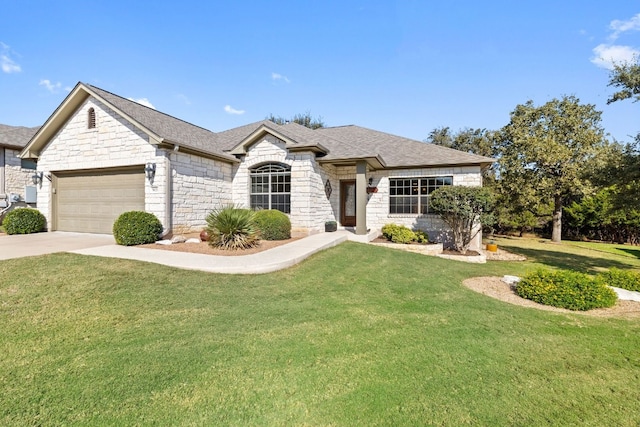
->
[1,1,639,143]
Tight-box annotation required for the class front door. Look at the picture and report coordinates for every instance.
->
[340,180,356,227]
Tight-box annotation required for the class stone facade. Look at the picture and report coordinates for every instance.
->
[171,151,233,233]
[30,95,486,249]
[329,165,483,249]
[2,148,35,200]
[231,136,335,234]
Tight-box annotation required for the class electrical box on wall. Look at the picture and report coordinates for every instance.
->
[24,186,37,204]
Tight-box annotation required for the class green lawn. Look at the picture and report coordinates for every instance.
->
[1,241,639,426]
[494,235,640,272]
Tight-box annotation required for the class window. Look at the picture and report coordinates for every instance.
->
[389,176,452,214]
[250,163,291,213]
[88,108,96,129]
[20,159,37,170]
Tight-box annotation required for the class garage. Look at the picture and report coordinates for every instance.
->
[53,168,145,234]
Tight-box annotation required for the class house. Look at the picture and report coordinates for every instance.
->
[0,124,41,213]
[20,82,493,249]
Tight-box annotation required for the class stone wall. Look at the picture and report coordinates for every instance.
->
[3,148,34,199]
[231,135,335,234]
[333,165,484,250]
[171,151,233,233]
[35,97,168,230]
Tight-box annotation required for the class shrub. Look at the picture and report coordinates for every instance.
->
[595,268,640,292]
[391,227,416,244]
[3,208,46,234]
[254,209,291,240]
[381,223,428,244]
[206,205,259,250]
[515,269,617,311]
[381,223,402,240]
[112,211,163,246]
[413,230,429,244]
[430,186,495,253]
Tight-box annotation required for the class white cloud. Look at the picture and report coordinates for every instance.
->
[39,79,62,93]
[127,97,156,109]
[224,105,245,115]
[177,93,191,105]
[271,72,290,83]
[591,43,640,69]
[1,42,21,73]
[609,13,640,41]
[591,13,640,69]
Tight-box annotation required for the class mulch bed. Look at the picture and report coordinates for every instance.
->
[137,233,302,256]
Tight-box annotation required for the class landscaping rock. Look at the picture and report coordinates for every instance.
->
[171,235,187,244]
[610,286,640,302]
[185,238,201,244]
[155,239,173,245]
[502,275,521,285]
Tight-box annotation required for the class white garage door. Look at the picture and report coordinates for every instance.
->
[54,168,145,234]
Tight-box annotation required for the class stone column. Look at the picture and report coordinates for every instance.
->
[356,160,367,235]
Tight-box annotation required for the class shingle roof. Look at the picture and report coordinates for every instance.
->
[315,125,494,168]
[84,84,493,168]
[85,84,234,160]
[20,82,494,169]
[0,125,41,149]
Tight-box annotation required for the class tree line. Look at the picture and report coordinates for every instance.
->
[426,58,640,244]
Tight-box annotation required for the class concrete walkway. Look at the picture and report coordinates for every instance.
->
[0,231,115,260]
[71,230,378,274]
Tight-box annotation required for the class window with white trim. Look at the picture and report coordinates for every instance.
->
[389,176,453,214]
[250,163,291,213]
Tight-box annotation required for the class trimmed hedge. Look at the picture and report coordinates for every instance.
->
[595,268,640,292]
[391,227,416,244]
[381,223,428,244]
[3,208,46,235]
[112,211,163,246]
[515,269,617,311]
[254,209,291,241]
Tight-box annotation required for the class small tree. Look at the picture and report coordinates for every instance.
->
[266,111,325,129]
[430,186,495,253]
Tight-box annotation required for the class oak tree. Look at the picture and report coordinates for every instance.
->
[497,96,606,243]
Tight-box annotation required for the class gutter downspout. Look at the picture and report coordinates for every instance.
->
[0,148,5,195]
[161,149,172,237]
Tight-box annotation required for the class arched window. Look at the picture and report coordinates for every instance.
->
[87,108,96,129]
[250,163,291,213]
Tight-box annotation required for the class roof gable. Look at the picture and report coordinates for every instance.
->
[20,82,237,163]
[225,120,330,155]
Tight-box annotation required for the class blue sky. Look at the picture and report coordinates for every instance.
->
[1,1,639,143]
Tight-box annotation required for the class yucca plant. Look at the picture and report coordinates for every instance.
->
[205,205,260,250]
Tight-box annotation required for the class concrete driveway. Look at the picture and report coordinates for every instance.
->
[0,231,115,260]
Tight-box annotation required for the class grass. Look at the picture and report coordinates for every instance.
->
[1,241,639,425]
[494,235,640,272]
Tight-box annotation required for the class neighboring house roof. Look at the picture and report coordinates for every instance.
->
[20,81,494,169]
[0,125,41,150]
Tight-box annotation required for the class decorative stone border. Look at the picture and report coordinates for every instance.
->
[369,240,489,263]
[436,251,487,264]
[369,241,444,256]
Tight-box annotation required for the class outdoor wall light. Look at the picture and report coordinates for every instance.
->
[32,171,43,186]
[368,177,373,186]
[145,163,156,182]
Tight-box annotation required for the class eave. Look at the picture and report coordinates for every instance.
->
[318,155,387,170]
